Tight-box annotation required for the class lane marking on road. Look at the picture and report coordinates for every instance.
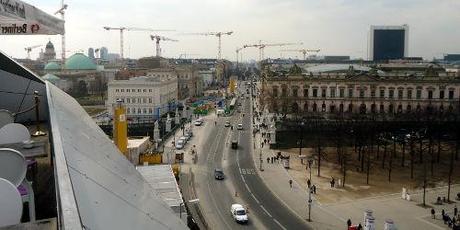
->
[260,205,272,217]
[251,194,260,204]
[273,219,287,230]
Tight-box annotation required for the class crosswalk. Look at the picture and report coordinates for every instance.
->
[240,168,256,175]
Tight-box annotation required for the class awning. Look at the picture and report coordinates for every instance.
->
[0,0,64,35]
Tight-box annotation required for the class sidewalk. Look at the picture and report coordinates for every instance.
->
[250,92,460,230]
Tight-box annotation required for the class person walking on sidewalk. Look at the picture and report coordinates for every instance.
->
[271,157,274,163]
[289,179,293,188]
[312,185,317,194]
[307,179,311,188]
[455,206,458,217]
[347,219,352,227]
[267,157,270,163]
[431,208,436,219]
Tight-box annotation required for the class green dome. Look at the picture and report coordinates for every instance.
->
[42,73,60,82]
[64,53,97,70]
[44,62,61,71]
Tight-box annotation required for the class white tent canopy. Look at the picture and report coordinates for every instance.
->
[0,0,64,35]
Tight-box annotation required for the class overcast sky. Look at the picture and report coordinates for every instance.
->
[1,0,459,61]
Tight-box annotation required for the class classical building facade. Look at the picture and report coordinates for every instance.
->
[107,73,178,120]
[260,65,460,119]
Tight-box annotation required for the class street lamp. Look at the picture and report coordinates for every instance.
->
[299,121,305,156]
[308,159,313,182]
[307,187,313,222]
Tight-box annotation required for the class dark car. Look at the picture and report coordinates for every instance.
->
[214,168,224,180]
[231,140,238,149]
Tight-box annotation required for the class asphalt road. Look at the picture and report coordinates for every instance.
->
[189,83,311,230]
[225,85,312,230]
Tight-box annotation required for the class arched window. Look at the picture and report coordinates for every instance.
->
[303,102,308,112]
[339,104,344,113]
[348,103,353,113]
[321,103,326,112]
[312,103,317,112]
[380,104,385,113]
[330,104,336,113]
[388,104,394,113]
[371,104,376,113]
[359,103,366,114]
[397,104,403,114]
[406,105,412,113]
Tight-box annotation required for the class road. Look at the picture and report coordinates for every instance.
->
[184,82,312,229]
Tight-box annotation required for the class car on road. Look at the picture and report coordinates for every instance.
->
[184,133,192,141]
[214,168,224,180]
[175,139,185,149]
[225,121,231,127]
[179,136,188,143]
[231,204,248,224]
[194,119,203,126]
[237,123,243,130]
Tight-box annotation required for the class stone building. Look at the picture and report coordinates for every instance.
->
[259,64,460,120]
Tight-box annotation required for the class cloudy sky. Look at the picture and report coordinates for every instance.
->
[1,0,459,61]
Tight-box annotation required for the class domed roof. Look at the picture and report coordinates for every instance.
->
[42,73,60,81]
[64,53,97,70]
[44,62,61,71]
[46,41,54,49]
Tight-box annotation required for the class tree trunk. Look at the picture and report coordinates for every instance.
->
[419,139,423,163]
[342,153,347,187]
[448,148,454,202]
[376,144,380,159]
[401,142,405,167]
[429,137,434,176]
[382,144,387,169]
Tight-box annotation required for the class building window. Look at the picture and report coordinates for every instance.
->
[149,89,152,93]
[339,88,344,98]
[138,108,141,114]
[121,89,124,92]
[303,89,309,98]
[313,88,318,98]
[380,89,385,98]
[380,104,384,113]
[371,90,376,98]
[359,89,365,98]
[143,98,146,103]
[127,89,130,93]
[321,103,326,112]
[439,90,445,99]
[330,88,336,98]
[272,87,278,97]
[398,90,403,99]
[416,89,422,99]
[348,103,353,113]
[449,90,454,99]
[389,89,394,99]
[281,88,287,97]
[115,89,119,92]
[348,88,353,98]
[143,108,147,114]
[143,89,147,93]
[138,89,141,92]
[407,90,412,99]
[126,98,131,103]
[428,90,433,99]
[149,98,152,103]
[292,88,298,97]
[149,108,153,114]
[320,89,326,98]
[127,108,130,114]
[388,104,394,113]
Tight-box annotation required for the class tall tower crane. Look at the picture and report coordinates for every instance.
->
[183,31,233,60]
[280,48,321,60]
[55,1,68,62]
[236,47,244,66]
[24,45,42,60]
[150,35,178,57]
[243,42,303,60]
[103,26,174,59]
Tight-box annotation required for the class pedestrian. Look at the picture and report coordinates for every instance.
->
[307,179,311,188]
[357,223,363,230]
[443,209,446,218]
[289,179,293,188]
[431,208,436,219]
[312,185,317,194]
[267,157,270,163]
[347,219,352,227]
[271,157,274,163]
[455,206,458,217]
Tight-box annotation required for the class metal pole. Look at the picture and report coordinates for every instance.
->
[308,188,312,222]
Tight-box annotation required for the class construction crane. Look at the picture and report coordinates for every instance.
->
[150,35,178,57]
[183,31,233,60]
[280,49,321,60]
[178,53,199,59]
[103,26,174,59]
[24,45,42,59]
[243,42,303,60]
[236,47,244,66]
[55,1,68,62]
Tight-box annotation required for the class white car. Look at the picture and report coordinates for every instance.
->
[194,119,203,126]
[175,139,185,149]
[179,136,188,144]
[237,123,243,130]
[225,121,231,127]
[231,204,248,224]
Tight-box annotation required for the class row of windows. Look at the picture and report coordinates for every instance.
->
[273,87,455,100]
[274,102,454,114]
[116,97,155,104]
[126,107,154,115]
[115,88,154,93]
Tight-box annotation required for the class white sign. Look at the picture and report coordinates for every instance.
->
[0,0,64,35]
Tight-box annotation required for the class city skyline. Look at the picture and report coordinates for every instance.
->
[1,0,459,60]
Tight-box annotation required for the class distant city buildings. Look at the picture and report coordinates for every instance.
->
[369,25,409,61]
[100,47,109,60]
[260,63,460,120]
[106,73,178,120]
[39,41,56,62]
[88,48,95,59]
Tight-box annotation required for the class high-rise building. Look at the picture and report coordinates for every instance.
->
[100,47,109,60]
[88,48,95,59]
[369,25,408,61]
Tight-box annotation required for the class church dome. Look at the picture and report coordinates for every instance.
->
[64,53,97,70]
[42,73,60,82]
[44,62,61,71]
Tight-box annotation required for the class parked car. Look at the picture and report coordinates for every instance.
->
[225,121,231,127]
[175,140,185,149]
[184,133,191,141]
[237,123,243,130]
[231,204,248,224]
[214,168,224,180]
[194,119,203,126]
[179,136,188,144]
